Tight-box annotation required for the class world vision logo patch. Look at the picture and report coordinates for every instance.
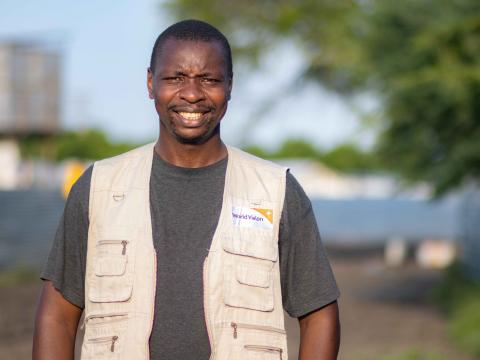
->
[232,206,273,230]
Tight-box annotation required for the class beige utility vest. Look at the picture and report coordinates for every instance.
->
[81,142,289,360]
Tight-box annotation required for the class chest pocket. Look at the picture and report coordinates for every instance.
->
[222,203,279,312]
[88,230,135,303]
[223,227,278,262]
[224,261,274,312]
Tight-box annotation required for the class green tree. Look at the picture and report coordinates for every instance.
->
[321,143,378,173]
[243,139,379,173]
[166,0,480,194]
[274,139,319,159]
[19,129,140,161]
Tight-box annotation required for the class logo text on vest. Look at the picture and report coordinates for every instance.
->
[231,206,273,229]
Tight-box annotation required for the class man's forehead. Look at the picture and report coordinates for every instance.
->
[154,38,227,71]
[159,38,223,56]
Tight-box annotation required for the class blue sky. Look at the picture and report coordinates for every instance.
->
[0,0,375,150]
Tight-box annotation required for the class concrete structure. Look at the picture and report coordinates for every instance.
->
[0,42,60,135]
[279,159,432,200]
[0,139,20,189]
[459,185,480,279]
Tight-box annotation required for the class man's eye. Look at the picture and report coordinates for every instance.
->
[201,78,219,84]
[163,76,183,83]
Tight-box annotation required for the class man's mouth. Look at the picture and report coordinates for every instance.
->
[172,109,211,128]
[177,112,204,121]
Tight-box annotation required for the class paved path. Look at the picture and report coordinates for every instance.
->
[0,252,475,359]
[290,253,474,360]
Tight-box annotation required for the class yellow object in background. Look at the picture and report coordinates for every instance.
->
[62,161,85,199]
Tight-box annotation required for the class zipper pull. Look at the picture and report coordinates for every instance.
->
[121,241,127,255]
[231,322,238,339]
[111,336,118,352]
[279,348,283,360]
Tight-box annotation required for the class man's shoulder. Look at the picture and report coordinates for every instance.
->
[89,142,155,191]
[95,142,155,168]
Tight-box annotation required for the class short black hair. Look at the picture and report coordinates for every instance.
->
[149,19,233,78]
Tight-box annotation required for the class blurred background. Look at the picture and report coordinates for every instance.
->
[0,0,479,359]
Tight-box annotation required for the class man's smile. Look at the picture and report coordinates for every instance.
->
[171,109,211,128]
[178,112,203,120]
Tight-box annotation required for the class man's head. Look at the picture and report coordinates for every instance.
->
[149,20,233,79]
[147,20,233,145]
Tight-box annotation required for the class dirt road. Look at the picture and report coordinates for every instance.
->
[0,252,475,359]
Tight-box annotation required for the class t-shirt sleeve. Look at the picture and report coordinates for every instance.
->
[40,165,92,309]
[279,171,340,318]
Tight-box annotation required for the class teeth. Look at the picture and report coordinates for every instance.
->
[178,112,203,120]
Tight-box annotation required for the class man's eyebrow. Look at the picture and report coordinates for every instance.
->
[158,71,186,77]
[160,70,224,79]
[172,71,188,77]
[196,72,224,79]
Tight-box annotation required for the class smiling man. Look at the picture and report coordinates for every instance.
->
[33,20,340,360]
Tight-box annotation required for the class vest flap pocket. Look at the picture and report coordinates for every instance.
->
[236,264,270,288]
[88,274,133,303]
[244,344,284,359]
[224,264,274,312]
[96,240,129,256]
[83,322,126,359]
[85,312,129,327]
[223,228,278,262]
[95,255,128,276]
[223,323,287,360]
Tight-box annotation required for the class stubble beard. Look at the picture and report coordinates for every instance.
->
[160,115,220,145]
[173,123,221,145]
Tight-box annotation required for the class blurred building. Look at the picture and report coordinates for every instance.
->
[0,41,62,190]
[279,159,461,258]
[0,42,61,135]
[279,159,431,199]
[459,185,480,279]
[0,139,20,189]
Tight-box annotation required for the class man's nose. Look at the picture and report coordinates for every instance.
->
[179,78,205,103]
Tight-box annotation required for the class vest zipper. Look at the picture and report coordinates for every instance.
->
[81,312,128,329]
[146,248,157,360]
[231,322,286,339]
[87,335,119,352]
[203,257,214,359]
[244,344,283,359]
[97,240,128,255]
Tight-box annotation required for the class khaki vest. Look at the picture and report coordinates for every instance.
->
[81,142,288,359]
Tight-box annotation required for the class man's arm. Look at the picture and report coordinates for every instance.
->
[298,301,340,360]
[33,281,83,360]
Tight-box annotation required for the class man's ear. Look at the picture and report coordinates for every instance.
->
[147,68,154,99]
[227,77,233,101]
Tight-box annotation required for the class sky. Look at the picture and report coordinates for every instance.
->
[0,0,376,150]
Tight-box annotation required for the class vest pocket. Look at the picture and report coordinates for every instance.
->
[95,255,127,276]
[223,228,278,262]
[228,322,287,360]
[88,239,133,303]
[86,335,119,355]
[245,345,284,359]
[82,313,128,359]
[224,263,274,312]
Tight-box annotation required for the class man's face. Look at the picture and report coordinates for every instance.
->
[147,38,232,145]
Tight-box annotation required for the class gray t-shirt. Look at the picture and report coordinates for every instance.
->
[42,150,339,360]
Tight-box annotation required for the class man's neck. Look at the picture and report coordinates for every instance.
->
[154,135,227,168]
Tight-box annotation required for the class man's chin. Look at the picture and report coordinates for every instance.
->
[174,134,208,145]
[173,126,220,145]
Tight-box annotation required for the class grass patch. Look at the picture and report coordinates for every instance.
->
[381,348,447,360]
[0,265,38,288]
[432,263,480,357]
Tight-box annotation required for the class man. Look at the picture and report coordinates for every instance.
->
[33,20,340,359]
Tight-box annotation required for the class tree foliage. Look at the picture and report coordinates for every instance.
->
[166,0,480,194]
[244,139,379,173]
[19,129,140,162]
